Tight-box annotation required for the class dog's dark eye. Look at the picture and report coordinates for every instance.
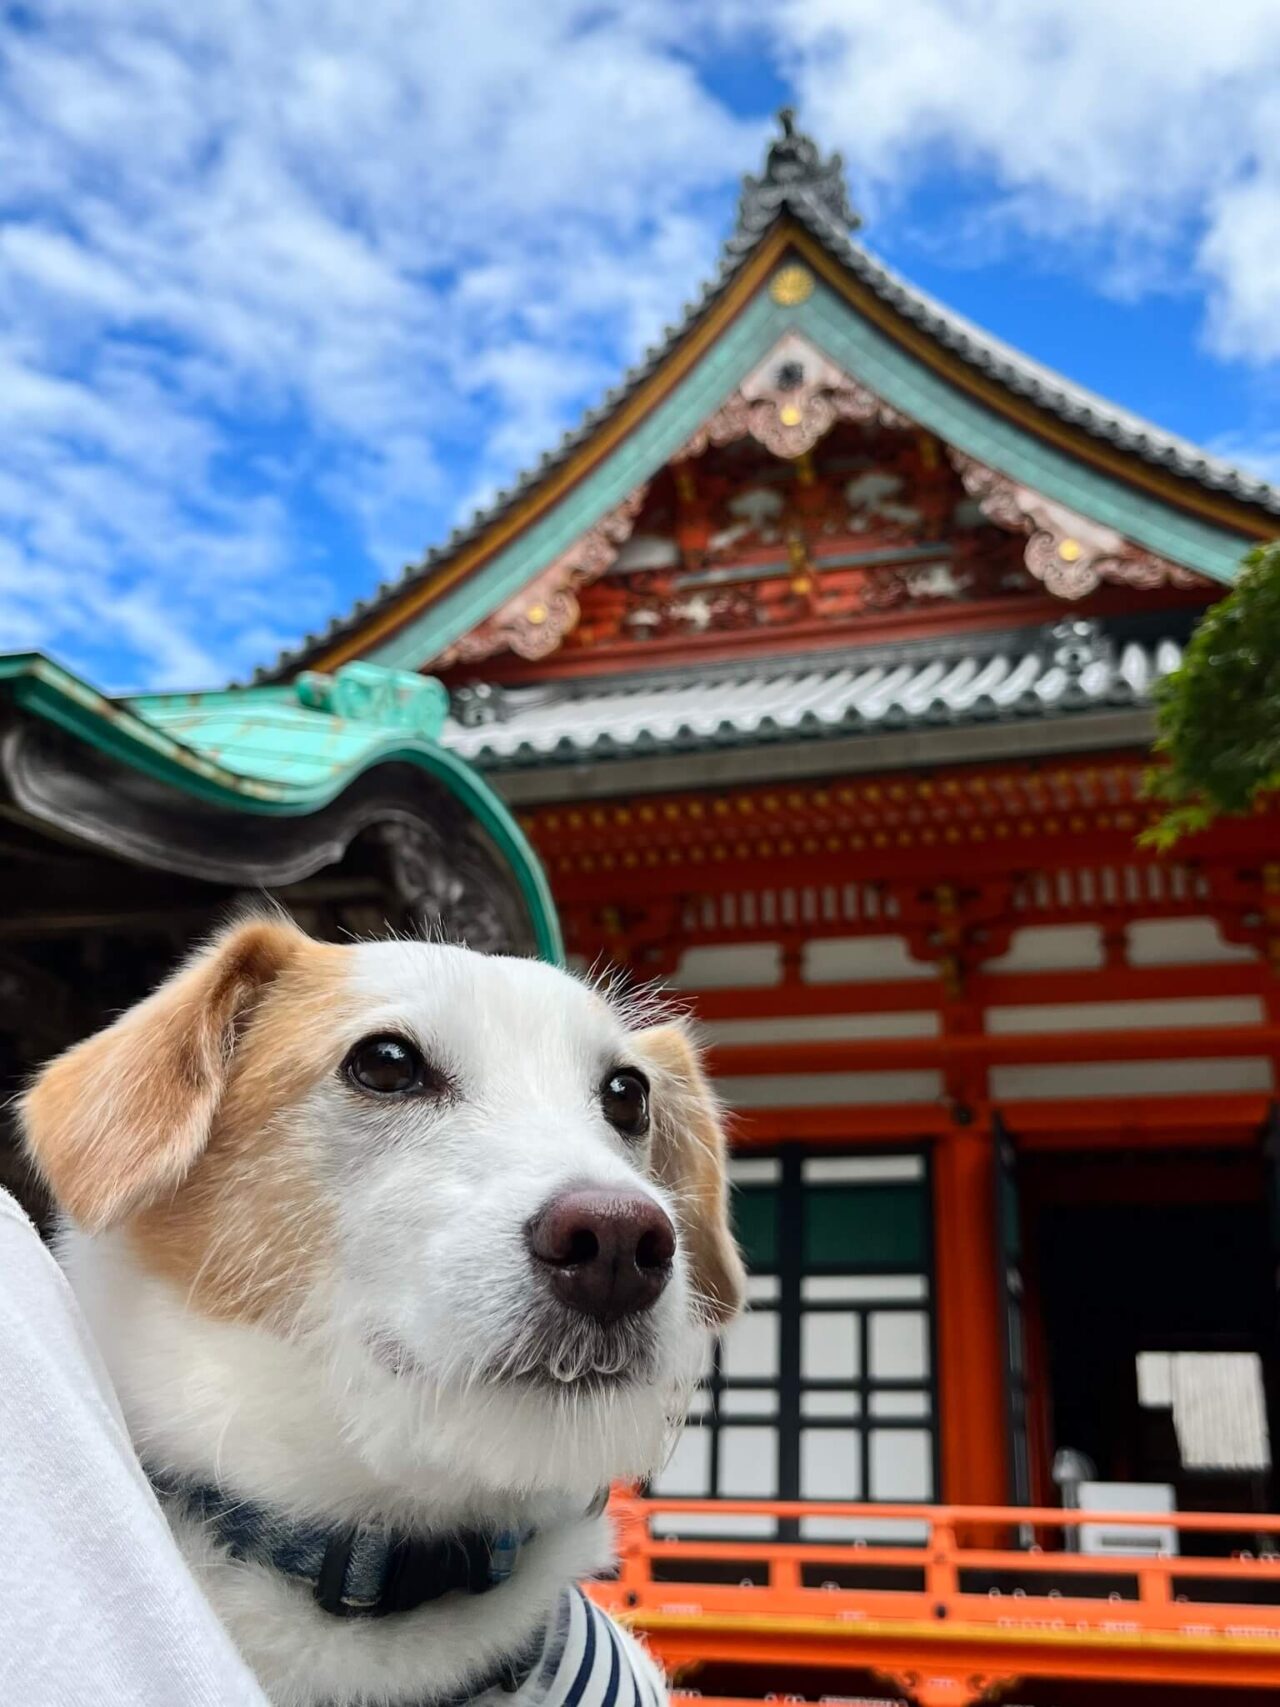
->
[344,1035,426,1095]
[601,1067,650,1139]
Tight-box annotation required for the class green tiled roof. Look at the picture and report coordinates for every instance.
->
[129,663,451,793]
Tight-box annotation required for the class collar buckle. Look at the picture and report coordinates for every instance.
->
[314,1523,524,1619]
[315,1525,364,1618]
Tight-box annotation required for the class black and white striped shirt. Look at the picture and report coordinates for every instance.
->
[523,1588,666,1707]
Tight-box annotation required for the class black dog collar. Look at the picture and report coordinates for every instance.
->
[150,1470,534,1620]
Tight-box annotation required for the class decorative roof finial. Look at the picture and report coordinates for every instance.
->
[728,107,861,255]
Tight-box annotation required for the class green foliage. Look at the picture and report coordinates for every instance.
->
[1144,540,1280,848]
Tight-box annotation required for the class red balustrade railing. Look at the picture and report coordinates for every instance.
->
[590,1497,1280,1704]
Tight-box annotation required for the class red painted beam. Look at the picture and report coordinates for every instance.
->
[707,1025,1280,1078]
[969,962,1268,1007]
[726,1093,1269,1149]
[1005,1091,1271,1138]
[688,962,1267,1021]
[549,839,1165,903]
[686,969,1269,1017]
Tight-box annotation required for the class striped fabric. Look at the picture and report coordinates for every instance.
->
[525,1588,665,1707]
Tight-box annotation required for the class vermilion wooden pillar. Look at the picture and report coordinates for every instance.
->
[931,945,1010,1508]
[933,1119,1009,1505]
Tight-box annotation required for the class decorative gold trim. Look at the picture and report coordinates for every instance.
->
[769,263,814,305]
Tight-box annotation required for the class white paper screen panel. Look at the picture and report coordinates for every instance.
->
[802,1311,859,1380]
[721,1387,779,1417]
[806,1155,924,1183]
[658,1425,711,1496]
[870,1312,931,1380]
[720,1311,780,1380]
[870,1429,934,1499]
[720,1426,779,1496]
[649,1149,936,1517]
[801,1429,862,1499]
[803,1274,928,1302]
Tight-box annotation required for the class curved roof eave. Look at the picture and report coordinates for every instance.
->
[0,652,563,964]
[789,200,1280,515]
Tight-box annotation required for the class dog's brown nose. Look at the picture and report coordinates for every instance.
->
[528,1188,675,1322]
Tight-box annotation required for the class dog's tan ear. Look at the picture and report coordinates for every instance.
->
[20,916,305,1232]
[636,1023,746,1327]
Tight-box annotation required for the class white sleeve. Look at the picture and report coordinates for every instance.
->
[0,1189,269,1706]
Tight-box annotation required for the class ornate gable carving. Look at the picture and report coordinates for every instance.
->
[681,333,908,462]
[434,486,648,669]
[950,454,1206,599]
[434,337,1211,673]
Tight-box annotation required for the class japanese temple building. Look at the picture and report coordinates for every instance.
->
[13,111,1280,1705]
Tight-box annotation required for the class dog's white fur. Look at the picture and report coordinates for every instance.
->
[21,920,745,1707]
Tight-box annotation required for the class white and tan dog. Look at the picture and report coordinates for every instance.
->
[21,915,744,1707]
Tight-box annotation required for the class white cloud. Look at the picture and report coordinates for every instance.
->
[0,0,758,688]
[766,0,1280,353]
[2,1,1279,689]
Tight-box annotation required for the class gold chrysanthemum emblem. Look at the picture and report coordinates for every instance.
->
[769,264,814,306]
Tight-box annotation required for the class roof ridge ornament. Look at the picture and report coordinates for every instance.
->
[728,107,861,256]
[295,660,449,736]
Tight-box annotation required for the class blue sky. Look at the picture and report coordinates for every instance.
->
[3,1,1280,692]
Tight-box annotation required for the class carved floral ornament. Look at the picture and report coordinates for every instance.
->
[678,331,910,462]
[433,484,649,668]
[948,453,1206,600]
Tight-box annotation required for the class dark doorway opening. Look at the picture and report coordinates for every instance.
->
[1026,1151,1276,1520]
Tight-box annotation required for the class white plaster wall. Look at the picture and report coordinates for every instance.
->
[674,943,782,988]
[1127,918,1258,966]
[991,1057,1273,1100]
[982,924,1104,972]
[805,935,936,982]
[702,1010,939,1045]
[986,996,1265,1034]
[715,1069,945,1108]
